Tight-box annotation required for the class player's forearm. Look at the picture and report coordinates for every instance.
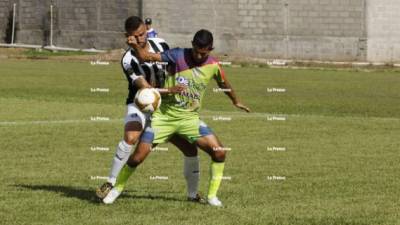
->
[157,88,169,95]
[134,77,152,89]
[135,47,162,62]
[219,81,239,104]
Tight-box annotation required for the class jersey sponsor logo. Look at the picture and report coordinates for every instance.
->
[176,76,189,86]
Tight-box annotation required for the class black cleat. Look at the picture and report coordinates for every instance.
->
[187,193,206,204]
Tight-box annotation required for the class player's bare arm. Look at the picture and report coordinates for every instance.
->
[215,76,251,113]
[134,76,152,89]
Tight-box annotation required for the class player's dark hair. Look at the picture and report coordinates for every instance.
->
[192,29,214,49]
[125,16,143,32]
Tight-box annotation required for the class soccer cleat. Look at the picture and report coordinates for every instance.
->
[103,188,122,204]
[187,193,206,204]
[95,182,113,199]
[207,197,223,207]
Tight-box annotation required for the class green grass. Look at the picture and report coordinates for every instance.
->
[0,59,399,225]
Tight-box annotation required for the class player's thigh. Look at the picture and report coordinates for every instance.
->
[169,134,198,157]
[124,103,148,144]
[124,121,143,145]
[177,119,213,144]
[143,112,178,145]
[196,133,226,162]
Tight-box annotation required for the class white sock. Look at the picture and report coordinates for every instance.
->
[107,140,133,185]
[184,156,200,198]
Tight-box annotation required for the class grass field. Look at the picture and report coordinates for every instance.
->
[0,59,399,225]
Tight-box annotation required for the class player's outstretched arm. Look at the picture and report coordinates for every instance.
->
[215,76,251,113]
[127,36,162,62]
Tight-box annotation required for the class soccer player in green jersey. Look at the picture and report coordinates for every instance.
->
[103,29,250,206]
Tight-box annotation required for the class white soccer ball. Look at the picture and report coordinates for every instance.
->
[134,88,161,113]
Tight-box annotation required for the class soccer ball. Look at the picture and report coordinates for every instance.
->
[134,88,161,113]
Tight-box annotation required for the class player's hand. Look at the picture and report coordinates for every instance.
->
[168,84,187,94]
[127,36,139,49]
[234,102,251,112]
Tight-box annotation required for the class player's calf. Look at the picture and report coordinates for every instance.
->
[195,134,227,207]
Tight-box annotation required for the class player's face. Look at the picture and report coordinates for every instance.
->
[127,24,147,48]
[191,44,212,64]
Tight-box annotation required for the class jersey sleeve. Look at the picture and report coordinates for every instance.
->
[214,63,226,83]
[122,53,145,82]
[148,38,169,53]
[160,48,181,64]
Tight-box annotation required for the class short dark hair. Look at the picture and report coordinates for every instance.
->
[125,16,143,33]
[192,29,213,49]
[145,18,152,25]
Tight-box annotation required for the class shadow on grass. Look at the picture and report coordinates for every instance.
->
[14,184,184,204]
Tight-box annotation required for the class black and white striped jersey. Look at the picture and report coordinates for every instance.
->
[121,38,170,104]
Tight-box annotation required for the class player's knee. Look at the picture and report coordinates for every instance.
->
[124,134,139,145]
[212,149,226,162]
[127,157,142,168]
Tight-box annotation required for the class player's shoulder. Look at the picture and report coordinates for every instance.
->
[148,37,167,46]
[164,47,185,57]
[205,55,221,67]
[121,48,139,67]
[208,55,220,64]
[148,37,170,52]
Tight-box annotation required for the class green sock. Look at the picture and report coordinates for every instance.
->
[207,161,225,199]
[114,164,135,192]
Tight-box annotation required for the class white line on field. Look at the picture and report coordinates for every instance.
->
[0,111,398,126]
[0,119,122,126]
[0,112,272,126]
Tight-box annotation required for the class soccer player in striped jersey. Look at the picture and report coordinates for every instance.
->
[96,16,203,203]
[104,29,250,206]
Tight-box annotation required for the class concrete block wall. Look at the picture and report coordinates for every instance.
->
[0,0,139,48]
[0,0,17,43]
[144,0,367,61]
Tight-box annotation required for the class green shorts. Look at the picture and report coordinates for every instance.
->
[140,110,213,144]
